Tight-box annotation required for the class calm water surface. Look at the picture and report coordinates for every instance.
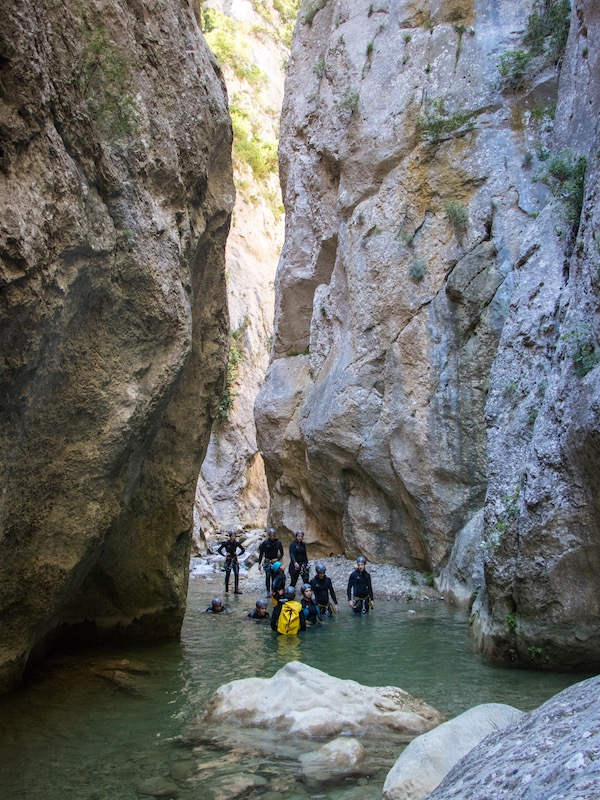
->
[0,577,590,800]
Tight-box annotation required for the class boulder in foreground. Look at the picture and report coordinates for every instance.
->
[202,661,444,738]
[428,675,600,800]
[382,702,523,800]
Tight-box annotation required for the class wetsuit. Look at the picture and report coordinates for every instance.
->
[301,597,321,625]
[347,569,373,614]
[270,600,306,633]
[289,539,309,587]
[310,575,338,616]
[247,608,270,620]
[217,538,245,593]
[205,606,228,614]
[258,537,283,592]
[271,568,286,605]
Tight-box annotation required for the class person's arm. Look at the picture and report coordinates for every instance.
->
[368,574,374,601]
[257,541,265,566]
[299,610,306,631]
[276,541,284,560]
[217,542,226,556]
[328,578,338,606]
[270,605,280,631]
[347,573,354,606]
[237,542,245,555]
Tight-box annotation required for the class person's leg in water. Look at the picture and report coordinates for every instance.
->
[264,559,272,594]
[225,557,232,593]
[233,560,242,594]
[289,565,300,587]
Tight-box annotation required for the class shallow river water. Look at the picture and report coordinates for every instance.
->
[0,577,590,800]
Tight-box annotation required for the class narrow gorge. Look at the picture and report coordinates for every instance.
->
[255,0,599,671]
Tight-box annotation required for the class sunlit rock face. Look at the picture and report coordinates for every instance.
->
[0,0,233,693]
[255,0,545,565]
[472,0,600,670]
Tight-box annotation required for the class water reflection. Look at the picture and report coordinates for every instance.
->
[0,579,591,800]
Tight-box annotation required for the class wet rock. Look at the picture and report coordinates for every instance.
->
[427,676,600,799]
[299,737,366,783]
[136,776,179,797]
[202,661,444,737]
[382,702,523,799]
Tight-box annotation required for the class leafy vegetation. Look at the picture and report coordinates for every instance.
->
[302,0,328,25]
[77,25,138,138]
[337,89,360,114]
[497,0,571,91]
[417,97,476,143]
[217,320,249,420]
[444,200,469,242]
[560,324,600,378]
[538,149,587,229]
[409,259,427,281]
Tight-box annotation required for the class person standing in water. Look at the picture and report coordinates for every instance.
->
[257,528,284,595]
[347,556,374,614]
[217,530,245,594]
[270,560,286,605]
[288,529,309,587]
[300,584,321,625]
[271,587,306,634]
[310,562,339,616]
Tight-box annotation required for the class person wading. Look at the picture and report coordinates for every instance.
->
[247,599,270,621]
[347,556,374,614]
[310,563,339,616]
[271,587,306,635]
[288,529,309,587]
[300,584,321,625]
[270,560,286,605]
[217,530,245,594]
[257,528,283,595]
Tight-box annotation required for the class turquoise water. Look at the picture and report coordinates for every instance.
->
[0,579,590,800]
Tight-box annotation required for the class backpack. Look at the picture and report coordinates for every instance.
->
[277,600,302,635]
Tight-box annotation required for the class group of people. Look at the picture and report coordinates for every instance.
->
[206,528,375,634]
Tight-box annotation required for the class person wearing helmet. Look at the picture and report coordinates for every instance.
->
[270,586,306,633]
[310,562,339,616]
[205,597,228,613]
[300,583,321,625]
[257,527,284,595]
[217,530,245,594]
[270,560,287,605]
[289,529,309,587]
[347,556,374,614]
[247,599,270,620]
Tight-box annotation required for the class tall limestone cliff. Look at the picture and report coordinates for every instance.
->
[471,0,600,671]
[0,0,233,693]
[255,0,599,668]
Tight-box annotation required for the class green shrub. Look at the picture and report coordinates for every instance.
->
[561,324,600,377]
[217,321,249,420]
[409,259,427,281]
[524,0,570,62]
[444,200,469,241]
[506,611,517,631]
[230,104,278,180]
[313,55,325,76]
[338,89,359,114]
[77,25,138,138]
[498,49,532,91]
[303,0,327,25]
[417,98,476,143]
[539,150,587,228]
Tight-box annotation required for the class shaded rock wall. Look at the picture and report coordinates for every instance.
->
[0,0,233,692]
[472,0,600,670]
[255,0,545,563]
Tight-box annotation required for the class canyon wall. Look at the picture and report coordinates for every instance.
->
[0,0,233,693]
[193,0,289,543]
[256,0,599,668]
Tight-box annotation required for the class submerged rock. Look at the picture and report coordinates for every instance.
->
[299,736,366,783]
[382,702,523,800]
[202,660,444,737]
[427,675,600,799]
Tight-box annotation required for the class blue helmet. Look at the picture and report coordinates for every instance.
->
[271,561,282,571]
[267,528,276,535]
[255,599,267,608]
[284,587,296,600]
[356,556,367,564]
[315,562,326,574]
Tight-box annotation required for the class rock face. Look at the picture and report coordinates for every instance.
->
[382,702,523,800]
[255,0,544,565]
[471,0,600,670]
[194,0,287,541]
[255,0,600,666]
[426,675,600,800]
[202,660,445,736]
[0,0,233,693]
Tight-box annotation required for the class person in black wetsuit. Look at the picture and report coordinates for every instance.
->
[258,528,284,595]
[310,563,339,615]
[217,530,245,594]
[270,560,286,605]
[270,587,306,634]
[347,556,374,614]
[205,597,228,613]
[288,529,309,587]
[247,599,270,621]
[300,584,321,625]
